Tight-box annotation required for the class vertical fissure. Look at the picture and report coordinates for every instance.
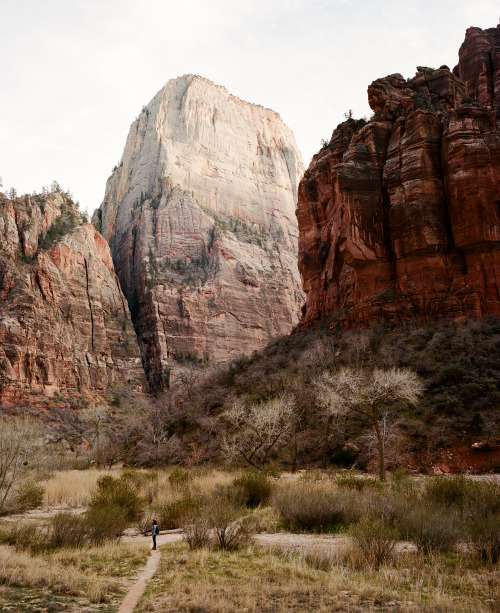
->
[84,258,95,351]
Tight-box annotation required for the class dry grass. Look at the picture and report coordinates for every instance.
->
[137,541,500,612]
[42,469,118,508]
[39,467,242,511]
[0,540,148,605]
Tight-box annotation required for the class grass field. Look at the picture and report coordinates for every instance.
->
[136,541,500,613]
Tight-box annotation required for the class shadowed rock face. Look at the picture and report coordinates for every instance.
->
[0,192,145,402]
[298,25,500,328]
[459,25,500,125]
[96,75,304,389]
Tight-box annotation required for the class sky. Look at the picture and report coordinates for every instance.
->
[1,0,498,215]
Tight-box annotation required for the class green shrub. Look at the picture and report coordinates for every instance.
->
[159,493,203,529]
[464,479,500,516]
[349,517,399,568]
[466,512,500,563]
[5,522,49,553]
[424,475,476,507]
[50,512,88,548]
[273,484,349,532]
[401,506,460,553]
[84,504,129,544]
[168,468,192,489]
[232,469,272,507]
[89,475,144,523]
[14,481,45,511]
[334,473,382,491]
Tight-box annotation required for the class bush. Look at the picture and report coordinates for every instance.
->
[14,481,45,512]
[182,514,212,550]
[50,512,88,548]
[349,517,399,568]
[84,505,129,544]
[5,521,49,553]
[159,493,203,529]
[89,475,144,523]
[424,475,476,507]
[208,501,254,551]
[273,484,349,531]
[401,506,460,553]
[168,468,192,489]
[466,512,500,563]
[232,469,272,507]
[334,473,382,491]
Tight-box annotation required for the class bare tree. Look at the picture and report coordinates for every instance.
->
[223,395,297,468]
[314,367,423,480]
[81,404,107,467]
[0,416,43,512]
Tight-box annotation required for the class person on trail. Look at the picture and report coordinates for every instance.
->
[151,519,159,550]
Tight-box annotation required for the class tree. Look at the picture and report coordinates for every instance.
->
[314,367,423,480]
[0,416,43,513]
[223,395,297,468]
[81,404,107,467]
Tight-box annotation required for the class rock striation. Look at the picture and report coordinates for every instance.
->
[96,75,304,388]
[298,25,500,328]
[0,191,145,402]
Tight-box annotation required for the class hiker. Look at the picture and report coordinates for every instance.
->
[151,519,159,550]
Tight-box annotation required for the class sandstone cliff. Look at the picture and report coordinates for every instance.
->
[96,75,304,388]
[298,25,500,327]
[0,190,145,402]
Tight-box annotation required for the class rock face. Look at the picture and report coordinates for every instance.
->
[96,75,304,388]
[298,25,500,327]
[0,191,144,402]
[459,25,500,125]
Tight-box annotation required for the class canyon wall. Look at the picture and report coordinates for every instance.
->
[298,25,500,328]
[96,75,304,388]
[0,191,145,403]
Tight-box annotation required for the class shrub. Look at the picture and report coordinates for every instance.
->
[232,469,272,507]
[14,481,45,512]
[464,479,500,516]
[168,468,192,489]
[136,509,157,535]
[466,512,500,563]
[182,514,212,550]
[273,484,348,532]
[401,506,460,553]
[159,493,203,529]
[84,505,129,544]
[349,517,399,568]
[207,501,253,551]
[89,475,144,523]
[5,521,49,553]
[334,473,382,491]
[50,512,88,548]
[424,475,476,507]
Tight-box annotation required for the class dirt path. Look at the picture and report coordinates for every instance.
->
[116,548,161,613]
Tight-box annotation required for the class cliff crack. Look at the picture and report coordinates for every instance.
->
[84,258,95,351]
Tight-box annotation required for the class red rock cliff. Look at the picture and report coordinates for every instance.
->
[0,191,145,403]
[298,25,500,327]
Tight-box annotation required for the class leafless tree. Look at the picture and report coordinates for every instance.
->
[81,404,107,467]
[222,394,297,468]
[0,416,43,512]
[314,367,423,480]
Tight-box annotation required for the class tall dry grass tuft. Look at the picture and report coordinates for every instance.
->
[42,469,117,507]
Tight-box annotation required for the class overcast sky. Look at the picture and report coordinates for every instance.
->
[1,0,498,214]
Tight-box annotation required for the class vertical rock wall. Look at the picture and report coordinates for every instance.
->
[96,75,304,388]
[298,26,500,327]
[0,192,145,402]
